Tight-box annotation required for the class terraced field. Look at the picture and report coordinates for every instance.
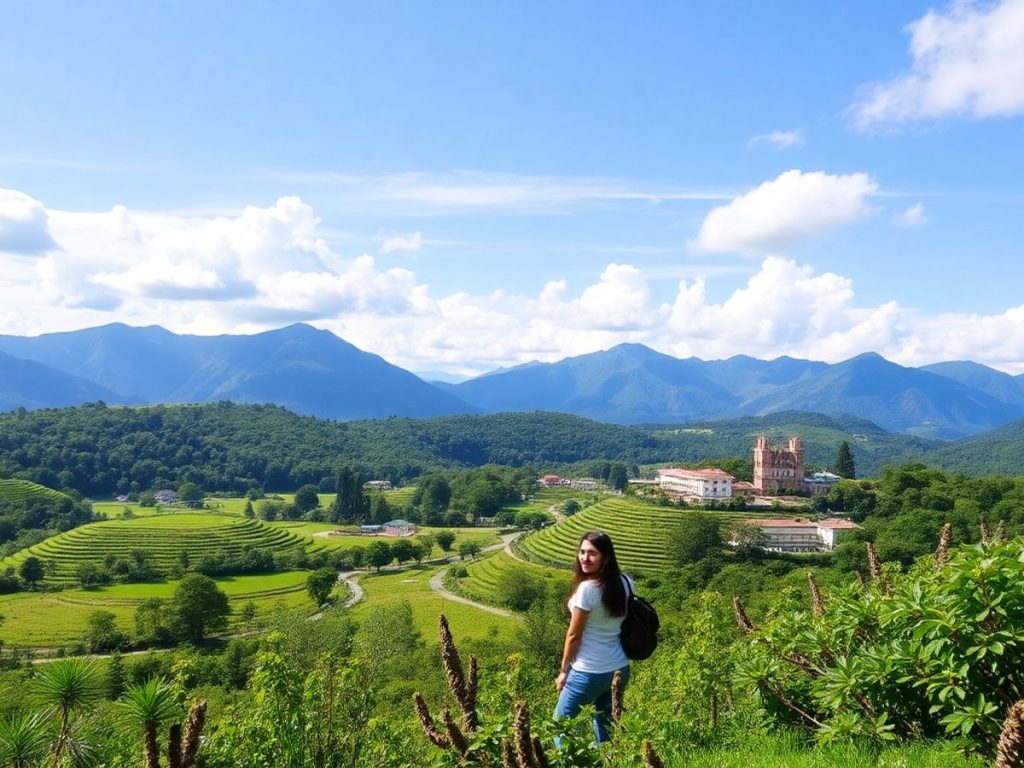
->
[0,513,310,585]
[0,570,315,647]
[453,551,566,607]
[0,478,71,504]
[517,497,760,573]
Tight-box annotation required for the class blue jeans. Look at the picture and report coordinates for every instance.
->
[553,665,630,745]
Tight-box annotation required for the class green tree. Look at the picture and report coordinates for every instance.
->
[0,712,49,768]
[562,499,581,516]
[729,520,769,558]
[365,540,392,572]
[18,556,45,588]
[35,658,101,765]
[178,482,204,508]
[607,463,629,491]
[118,676,180,768]
[670,514,723,564]
[435,529,456,553]
[243,500,255,518]
[135,598,171,645]
[294,484,320,514]
[391,538,415,564]
[76,561,107,588]
[139,490,157,507]
[167,573,230,643]
[834,441,856,479]
[85,609,129,652]
[106,651,127,700]
[306,568,337,607]
[332,466,368,524]
[458,540,481,560]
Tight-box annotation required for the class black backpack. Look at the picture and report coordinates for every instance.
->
[619,576,659,661]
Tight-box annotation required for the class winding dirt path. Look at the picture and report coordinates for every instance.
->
[427,568,521,620]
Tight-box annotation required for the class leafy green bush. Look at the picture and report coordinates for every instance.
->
[734,533,1024,756]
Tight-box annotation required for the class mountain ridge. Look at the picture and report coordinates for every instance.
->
[2,323,1023,437]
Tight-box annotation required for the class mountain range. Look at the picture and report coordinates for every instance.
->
[2,323,1024,439]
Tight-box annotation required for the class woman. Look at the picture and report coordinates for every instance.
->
[554,530,632,745]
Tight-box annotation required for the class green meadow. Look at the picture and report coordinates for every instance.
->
[0,570,314,647]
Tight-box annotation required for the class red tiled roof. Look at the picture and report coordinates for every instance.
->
[659,467,735,481]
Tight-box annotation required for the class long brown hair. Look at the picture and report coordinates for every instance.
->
[569,531,627,617]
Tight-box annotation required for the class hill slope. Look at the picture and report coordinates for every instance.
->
[0,323,473,420]
[0,350,134,411]
[452,347,1023,438]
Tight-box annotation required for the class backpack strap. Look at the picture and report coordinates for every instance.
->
[621,574,633,599]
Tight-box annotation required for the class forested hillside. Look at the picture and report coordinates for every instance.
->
[0,404,948,497]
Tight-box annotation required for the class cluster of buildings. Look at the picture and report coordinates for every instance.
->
[732,517,859,553]
[538,475,602,491]
[648,436,842,503]
[642,436,857,553]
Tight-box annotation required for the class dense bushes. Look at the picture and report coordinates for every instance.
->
[734,534,1024,757]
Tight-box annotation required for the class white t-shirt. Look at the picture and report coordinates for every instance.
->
[567,576,633,673]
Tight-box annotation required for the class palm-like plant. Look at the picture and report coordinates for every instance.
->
[0,711,49,768]
[118,677,181,768]
[34,658,101,765]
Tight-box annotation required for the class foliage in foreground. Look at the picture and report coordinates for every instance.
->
[734,530,1024,758]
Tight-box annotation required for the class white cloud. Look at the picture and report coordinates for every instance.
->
[5,188,1024,376]
[379,231,423,254]
[747,129,805,150]
[851,0,1024,128]
[694,170,878,254]
[256,170,733,214]
[0,188,58,255]
[893,202,928,227]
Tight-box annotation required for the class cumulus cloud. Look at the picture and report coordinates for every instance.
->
[0,188,58,255]
[851,0,1024,128]
[4,187,1024,376]
[695,170,878,254]
[379,231,423,254]
[893,202,928,227]
[747,129,805,150]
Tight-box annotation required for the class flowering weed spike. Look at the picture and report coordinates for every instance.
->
[936,523,952,566]
[611,670,623,723]
[442,709,469,759]
[866,542,881,580]
[996,700,1024,768]
[531,735,550,768]
[413,692,452,749]
[732,597,757,634]
[501,739,517,768]
[808,572,824,617]
[642,740,666,768]
[980,516,991,544]
[513,702,536,768]
[999,520,1009,542]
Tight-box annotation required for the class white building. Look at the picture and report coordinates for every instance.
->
[734,518,860,553]
[657,467,734,500]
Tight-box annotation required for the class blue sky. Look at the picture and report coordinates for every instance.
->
[1,1,1023,376]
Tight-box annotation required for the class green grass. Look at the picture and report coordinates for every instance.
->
[0,478,70,504]
[351,565,515,643]
[276,521,499,560]
[0,513,310,585]
[655,732,983,767]
[517,496,773,573]
[0,570,316,647]
[452,551,565,607]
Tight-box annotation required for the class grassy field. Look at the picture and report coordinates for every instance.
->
[350,565,515,643]
[0,478,71,504]
[273,521,500,559]
[517,496,776,573]
[0,513,310,585]
[451,550,566,607]
[0,570,316,647]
